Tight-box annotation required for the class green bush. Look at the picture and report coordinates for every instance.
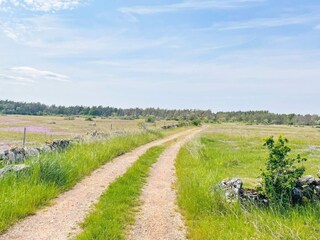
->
[260,136,307,207]
[191,118,202,126]
[145,115,156,123]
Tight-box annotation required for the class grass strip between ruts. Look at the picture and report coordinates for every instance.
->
[75,145,165,240]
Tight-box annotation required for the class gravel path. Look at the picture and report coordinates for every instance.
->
[127,128,202,240]
[0,129,196,240]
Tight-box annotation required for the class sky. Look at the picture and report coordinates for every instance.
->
[0,0,319,114]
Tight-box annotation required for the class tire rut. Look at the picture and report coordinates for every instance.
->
[0,129,196,240]
[127,129,202,240]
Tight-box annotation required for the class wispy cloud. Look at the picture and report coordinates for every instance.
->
[9,66,71,82]
[119,0,264,15]
[0,73,35,85]
[214,15,315,30]
[0,15,177,57]
[315,24,320,30]
[0,66,71,85]
[0,0,86,12]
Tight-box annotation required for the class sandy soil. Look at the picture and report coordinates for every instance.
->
[0,129,196,240]
[127,128,202,240]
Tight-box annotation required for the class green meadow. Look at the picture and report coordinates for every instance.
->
[176,124,320,239]
[0,130,163,232]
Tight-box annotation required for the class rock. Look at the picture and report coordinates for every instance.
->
[25,148,40,157]
[292,186,314,204]
[7,152,15,164]
[45,140,71,151]
[298,175,317,186]
[41,145,52,152]
[239,188,268,205]
[15,153,24,163]
[0,152,5,160]
[0,164,30,178]
[216,178,243,202]
[292,187,303,204]
[317,172,320,179]
[315,186,320,197]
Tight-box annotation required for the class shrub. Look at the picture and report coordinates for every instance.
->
[191,118,202,126]
[259,136,307,207]
[145,115,156,123]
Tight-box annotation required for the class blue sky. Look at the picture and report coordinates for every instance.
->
[0,0,319,114]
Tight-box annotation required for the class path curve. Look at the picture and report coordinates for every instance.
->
[0,129,196,240]
[127,128,202,240]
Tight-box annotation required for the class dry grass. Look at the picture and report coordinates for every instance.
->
[0,115,177,149]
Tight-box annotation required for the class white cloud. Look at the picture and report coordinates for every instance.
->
[9,66,71,82]
[0,66,71,85]
[0,73,35,85]
[315,24,320,30]
[214,16,315,30]
[0,14,177,57]
[119,0,264,15]
[0,0,85,12]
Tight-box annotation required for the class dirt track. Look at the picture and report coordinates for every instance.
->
[0,129,197,240]
[127,129,202,240]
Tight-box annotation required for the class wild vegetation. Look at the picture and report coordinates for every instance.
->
[0,131,162,232]
[259,136,307,207]
[1,100,320,125]
[0,114,179,149]
[176,124,320,239]
[76,146,165,240]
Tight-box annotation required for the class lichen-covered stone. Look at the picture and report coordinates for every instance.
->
[216,178,243,202]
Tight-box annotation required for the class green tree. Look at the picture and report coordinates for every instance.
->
[260,136,306,207]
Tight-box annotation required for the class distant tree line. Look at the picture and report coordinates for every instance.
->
[0,100,319,126]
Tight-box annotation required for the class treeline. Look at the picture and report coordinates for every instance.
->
[0,100,319,126]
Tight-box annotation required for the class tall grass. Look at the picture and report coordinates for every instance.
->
[176,130,320,239]
[76,146,165,240]
[0,131,162,233]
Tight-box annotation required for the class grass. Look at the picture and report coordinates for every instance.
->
[0,130,163,233]
[0,114,178,148]
[176,124,320,239]
[75,146,165,240]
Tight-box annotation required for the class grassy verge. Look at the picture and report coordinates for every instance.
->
[75,146,165,240]
[176,129,320,239]
[0,130,163,233]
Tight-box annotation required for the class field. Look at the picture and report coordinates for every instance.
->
[0,114,177,150]
[176,124,320,239]
[0,131,164,232]
[1,121,320,239]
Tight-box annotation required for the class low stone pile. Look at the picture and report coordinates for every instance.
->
[215,178,268,205]
[216,174,320,205]
[292,174,320,204]
[44,140,71,151]
[0,140,71,164]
